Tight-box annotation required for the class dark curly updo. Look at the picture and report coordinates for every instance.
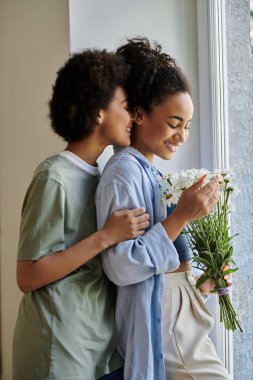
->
[49,49,129,142]
[116,37,191,113]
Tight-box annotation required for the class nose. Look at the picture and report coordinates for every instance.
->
[127,110,133,123]
[128,111,136,127]
[174,129,188,143]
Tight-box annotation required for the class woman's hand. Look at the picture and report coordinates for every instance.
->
[162,176,220,241]
[17,208,150,293]
[103,207,150,245]
[175,176,220,225]
[198,263,232,295]
[199,277,232,296]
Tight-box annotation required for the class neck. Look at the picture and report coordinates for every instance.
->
[130,142,154,163]
[130,129,155,163]
[65,134,105,166]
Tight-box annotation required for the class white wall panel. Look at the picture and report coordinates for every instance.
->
[69,0,200,173]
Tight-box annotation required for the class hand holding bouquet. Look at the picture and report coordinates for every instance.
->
[158,168,242,332]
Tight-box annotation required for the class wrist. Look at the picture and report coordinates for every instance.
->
[172,206,191,227]
[96,228,115,250]
[162,207,188,241]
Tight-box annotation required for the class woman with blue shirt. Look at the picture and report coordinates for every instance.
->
[96,38,232,380]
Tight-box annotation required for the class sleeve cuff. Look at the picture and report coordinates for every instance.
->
[145,222,180,274]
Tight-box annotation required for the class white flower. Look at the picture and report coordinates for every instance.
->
[159,168,210,206]
[158,168,236,211]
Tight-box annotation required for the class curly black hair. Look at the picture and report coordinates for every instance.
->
[49,49,129,142]
[116,37,191,113]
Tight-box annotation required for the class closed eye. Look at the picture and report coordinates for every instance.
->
[167,123,178,129]
[167,122,191,130]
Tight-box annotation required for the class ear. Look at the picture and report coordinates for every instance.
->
[96,110,104,126]
[133,106,144,126]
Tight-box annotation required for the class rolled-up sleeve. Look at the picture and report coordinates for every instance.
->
[96,180,180,286]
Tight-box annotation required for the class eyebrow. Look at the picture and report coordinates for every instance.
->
[168,116,192,123]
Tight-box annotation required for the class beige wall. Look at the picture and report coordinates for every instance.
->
[0,1,69,378]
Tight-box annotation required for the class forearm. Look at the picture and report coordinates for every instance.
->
[102,223,180,286]
[161,207,188,241]
[17,229,114,293]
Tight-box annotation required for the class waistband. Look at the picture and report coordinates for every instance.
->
[163,271,196,288]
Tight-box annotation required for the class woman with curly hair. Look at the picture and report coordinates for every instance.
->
[96,38,232,380]
[12,49,150,380]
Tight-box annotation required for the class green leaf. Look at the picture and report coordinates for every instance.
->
[193,257,214,268]
[222,268,238,275]
[224,258,235,265]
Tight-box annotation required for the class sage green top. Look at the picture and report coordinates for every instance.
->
[12,154,123,380]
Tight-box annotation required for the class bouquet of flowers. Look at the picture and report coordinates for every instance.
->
[158,168,243,332]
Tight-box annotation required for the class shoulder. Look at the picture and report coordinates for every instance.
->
[32,154,74,185]
[99,148,144,189]
[31,153,90,189]
[22,156,68,207]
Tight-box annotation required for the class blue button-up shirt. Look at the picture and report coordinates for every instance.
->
[96,146,188,380]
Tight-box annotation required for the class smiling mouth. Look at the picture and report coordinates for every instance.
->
[164,142,180,152]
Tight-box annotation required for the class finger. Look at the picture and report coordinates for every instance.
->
[112,209,128,216]
[197,178,219,198]
[209,189,220,206]
[223,263,232,271]
[190,174,208,190]
[129,207,147,217]
[135,213,150,223]
[136,221,149,230]
[210,188,220,207]
[133,229,145,237]
[198,174,208,185]
[205,195,219,214]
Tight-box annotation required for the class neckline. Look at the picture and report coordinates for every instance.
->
[59,151,99,176]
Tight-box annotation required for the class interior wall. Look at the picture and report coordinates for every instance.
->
[69,0,200,173]
[0,1,69,378]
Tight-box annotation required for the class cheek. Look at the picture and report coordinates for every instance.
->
[185,130,190,140]
[155,125,171,140]
[145,122,166,140]
[116,109,130,125]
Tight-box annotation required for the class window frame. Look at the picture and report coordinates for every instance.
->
[197,0,233,375]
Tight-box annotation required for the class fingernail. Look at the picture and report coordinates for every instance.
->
[198,174,207,183]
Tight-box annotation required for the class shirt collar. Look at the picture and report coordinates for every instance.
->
[114,146,162,177]
[59,151,99,176]
[114,146,152,168]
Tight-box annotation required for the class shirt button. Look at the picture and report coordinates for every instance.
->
[159,353,163,359]
[157,318,161,324]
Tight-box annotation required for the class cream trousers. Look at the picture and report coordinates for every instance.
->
[162,271,232,380]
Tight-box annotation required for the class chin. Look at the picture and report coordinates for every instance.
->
[116,138,131,147]
[160,152,173,160]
